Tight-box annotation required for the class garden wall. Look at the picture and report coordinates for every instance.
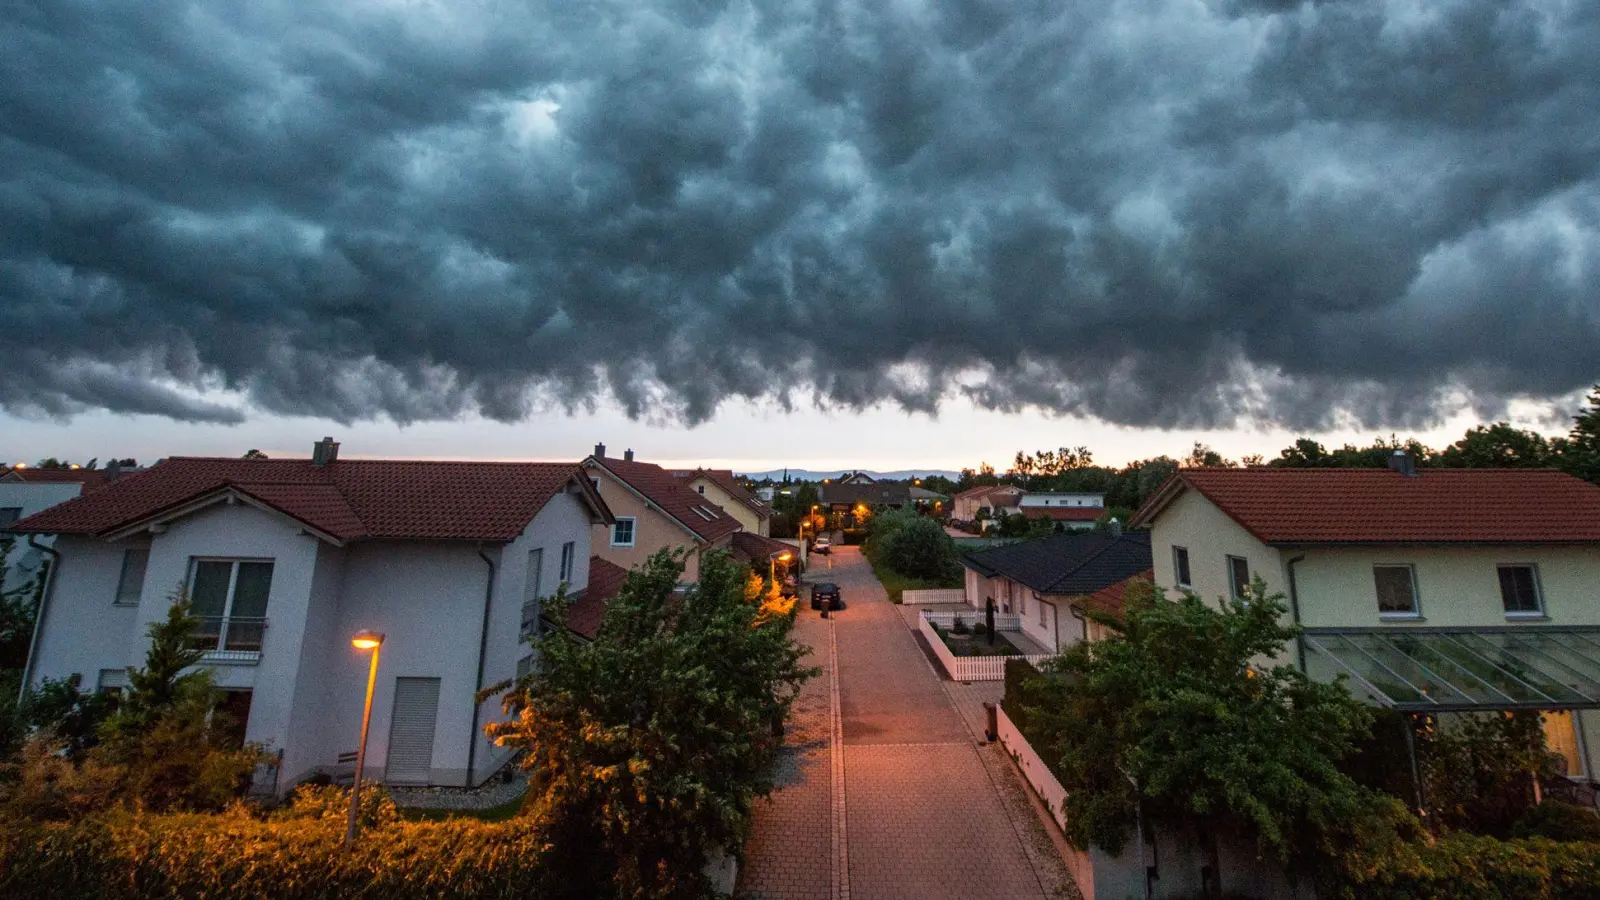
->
[996,705,1316,900]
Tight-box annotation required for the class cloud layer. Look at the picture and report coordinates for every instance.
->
[2,0,1597,430]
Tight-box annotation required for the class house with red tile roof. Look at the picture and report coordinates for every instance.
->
[6,438,613,793]
[951,484,1022,522]
[583,444,744,584]
[1130,456,1600,780]
[672,468,772,536]
[1,464,142,592]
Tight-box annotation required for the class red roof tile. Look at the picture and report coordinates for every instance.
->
[564,556,628,640]
[673,468,770,518]
[1,467,121,491]
[8,457,602,543]
[1078,570,1154,620]
[1132,468,1600,544]
[587,456,742,543]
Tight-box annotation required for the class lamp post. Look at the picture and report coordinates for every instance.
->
[345,630,385,845]
[770,551,793,588]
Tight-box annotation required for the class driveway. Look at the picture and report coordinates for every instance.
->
[739,548,1078,900]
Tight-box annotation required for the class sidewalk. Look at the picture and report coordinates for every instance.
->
[739,548,1078,900]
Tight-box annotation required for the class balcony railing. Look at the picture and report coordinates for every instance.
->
[187,616,268,656]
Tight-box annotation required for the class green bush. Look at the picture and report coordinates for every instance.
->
[1335,833,1600,899]
[1512,800,1600,843]
[0,811,558,900]
[877,516,959,581]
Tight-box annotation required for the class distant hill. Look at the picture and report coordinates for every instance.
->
[737,468,962,482]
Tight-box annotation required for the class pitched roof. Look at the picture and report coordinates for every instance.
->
[1079,570,1154,620]
[728,531,795,564]
[562,556,628,640]
[1130,468,1600,545]
[673,468,771,519]
[818,482,911,507]
[954,484,1019,502]
[1020,506,1105,522]
[587,456,742,543]
[962,531,1153,595]
[1,467,121,491]
[7,457,608,543]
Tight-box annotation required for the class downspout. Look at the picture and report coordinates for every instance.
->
[1067,603,1086,651]
[469,543,496,786]
[18,535,62,701]
[1286,553,1306,671]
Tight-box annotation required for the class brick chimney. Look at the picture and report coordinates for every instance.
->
[624,448,635,462]
[594,442,606,459]
[312,436,340,467]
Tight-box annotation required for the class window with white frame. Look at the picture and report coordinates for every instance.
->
[114,548,149,606]
[1498,565,1544,616]
[1226,555,1251,601]
[612,517,636,547]
[187,559,273,652]
[1172,546,1191,588]
[1373,565,1420,616]
[696,485,705,494]
[559,541,575,584]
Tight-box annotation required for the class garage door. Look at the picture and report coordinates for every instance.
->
[385,677,440,784]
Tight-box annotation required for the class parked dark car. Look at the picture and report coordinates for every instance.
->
[810,582,842,611]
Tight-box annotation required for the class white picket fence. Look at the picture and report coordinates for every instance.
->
[921,610,1022,631]
[918,612,1054,681]
[900,588,968,605]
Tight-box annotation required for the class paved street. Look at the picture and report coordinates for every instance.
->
[739,548,1078,900]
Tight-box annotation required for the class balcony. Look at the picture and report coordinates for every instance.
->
[188,616,268,664]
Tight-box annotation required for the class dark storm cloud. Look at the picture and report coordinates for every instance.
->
[2,0,1597,430]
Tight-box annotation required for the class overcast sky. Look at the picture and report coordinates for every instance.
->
[3,0,1596,469]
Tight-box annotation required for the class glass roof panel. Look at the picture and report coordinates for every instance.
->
[1302,628,1600,711]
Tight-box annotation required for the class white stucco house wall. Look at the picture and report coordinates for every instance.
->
[9,440,612,792]
[1130,459,1600,784]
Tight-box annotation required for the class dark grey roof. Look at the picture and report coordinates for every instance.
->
[961,531,1152,595]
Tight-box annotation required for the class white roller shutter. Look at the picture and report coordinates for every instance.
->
[385,677,441,784]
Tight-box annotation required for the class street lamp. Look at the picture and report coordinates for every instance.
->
[345,630,385,845]
[770,551,793,586]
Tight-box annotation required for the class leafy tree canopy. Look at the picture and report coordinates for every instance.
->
[1023,579,1414,881]
[486,549,816,900]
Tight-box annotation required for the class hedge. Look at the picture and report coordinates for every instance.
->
[1339,834,1600,899]
[0,811,555,900]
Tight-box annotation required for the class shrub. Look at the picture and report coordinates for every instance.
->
[271,782,400,832]
[877,516,959,581]
[1334,833,1600,899]
[0,810,559,900]
[1512,800,1600,843]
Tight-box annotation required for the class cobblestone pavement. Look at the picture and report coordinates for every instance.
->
[739,548,1079,900]
[739,610,834,900]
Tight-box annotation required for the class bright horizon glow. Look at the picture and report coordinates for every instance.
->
[0,390,1582,475]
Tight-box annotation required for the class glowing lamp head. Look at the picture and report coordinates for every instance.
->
[778,552,793,562]
[351,630,386,650]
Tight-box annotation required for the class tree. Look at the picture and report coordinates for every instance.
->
[1022,579,1413,883]
[1435,423,1552,468]
[879,515,961,580]
[1556,383,1600,485]
[486,550,816,899]
[1182,442,1232,468]
[241,449,269,460]
[92,591,264,812]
